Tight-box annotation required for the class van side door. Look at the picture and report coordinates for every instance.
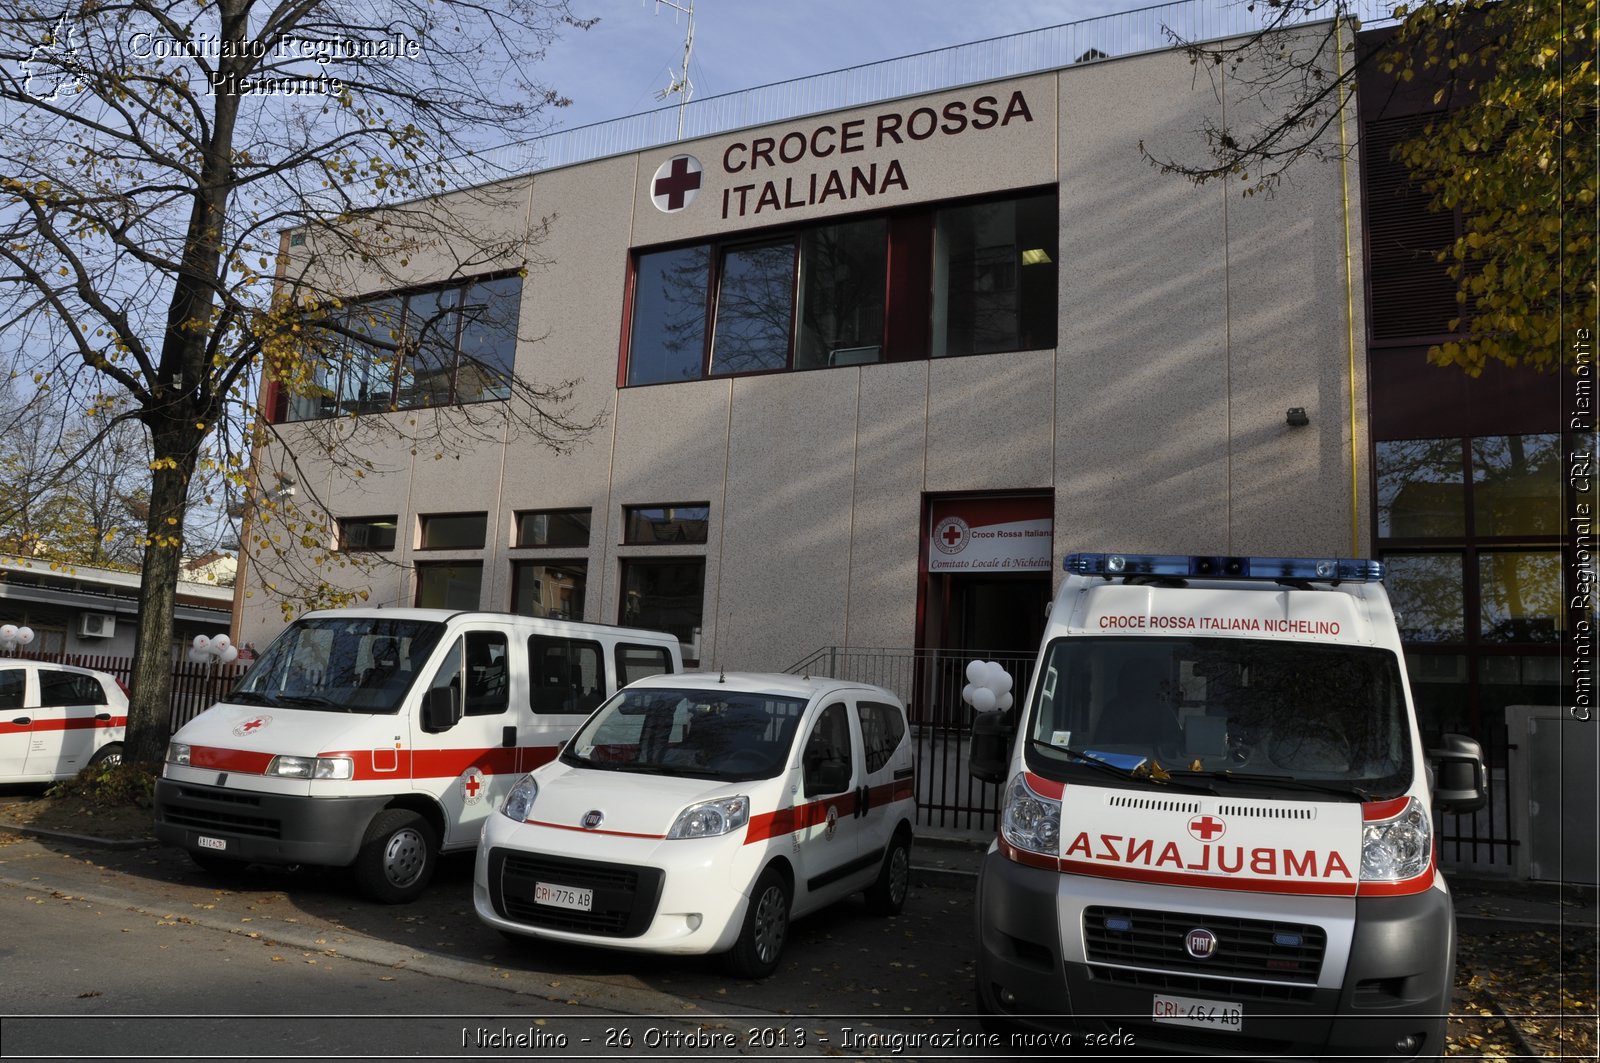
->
[524,633,607,772]
[26,668,113,779]
[852,697,912,875]
[0,666,31,778]
[416,627,515,850]
[791,700,863,907]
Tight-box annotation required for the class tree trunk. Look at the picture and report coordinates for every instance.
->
[123,419,203,765]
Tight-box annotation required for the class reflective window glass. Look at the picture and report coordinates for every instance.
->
[1376,438,1464,538]
[338,516,398,552]
[623,504,709,545]
[515,509,590,548]
[419,513,487,550]
[794,219,887,370]
[456,276,521,403]
[628,246,711,385]
[932,193,1057,357]
[415,562,483,610]
[1478,550,1561,643]
[1471,434,1561,536]
[1382,552,1466,642]
[511,560,587,621]
[619,558,706,660]
[711,241,796,375]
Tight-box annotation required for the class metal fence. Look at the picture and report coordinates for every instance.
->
[6,651,248,736]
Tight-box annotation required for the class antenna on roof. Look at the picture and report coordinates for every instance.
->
[650,0,695,139]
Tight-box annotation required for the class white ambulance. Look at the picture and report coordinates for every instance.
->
[475,672,916,977]
[0,659,128,782]
[154,608,682,902]
[969,553,1487,1059]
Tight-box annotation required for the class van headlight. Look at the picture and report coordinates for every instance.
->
[266,755,353,780]
[1361,797,1432,881]
[165,742,191,766]
[1001,772,1061,856]
[667,796,749,839]
[500,775,539,822]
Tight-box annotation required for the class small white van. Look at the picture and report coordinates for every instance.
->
[154,608,682,902]
[475,672,916,977]
[0,659,128,783]
[969,553,1486,1059]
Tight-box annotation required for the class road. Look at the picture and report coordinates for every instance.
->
[0,830,1003,1061]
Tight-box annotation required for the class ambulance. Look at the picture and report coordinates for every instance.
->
[154,608,682,902]
[0,659,128,783]
[968,553,1487,1059]
[475,672,916,977]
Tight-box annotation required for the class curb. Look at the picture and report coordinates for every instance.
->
[1,822,158,851]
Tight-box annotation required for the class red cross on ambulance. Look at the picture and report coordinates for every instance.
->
[462,768,486,805]
[1188,814,1226,841]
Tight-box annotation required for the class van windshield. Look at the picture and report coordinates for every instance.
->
[563,688,808,781]
[1024,636,1412,798]
[229,618,445,715]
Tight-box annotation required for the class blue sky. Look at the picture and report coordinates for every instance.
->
[536,1,1139,132]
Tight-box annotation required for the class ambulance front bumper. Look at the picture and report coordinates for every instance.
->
[154,777,388,867]
[473,815,756,956]
[974,848,1456,1059]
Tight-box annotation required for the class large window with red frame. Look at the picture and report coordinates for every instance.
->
[623,190,1056,386]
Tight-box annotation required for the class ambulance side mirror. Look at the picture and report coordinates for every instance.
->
[969,710,1013,785]
[1428,732,1487,813]
[422,685,463,734]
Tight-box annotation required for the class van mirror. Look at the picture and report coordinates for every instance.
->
[422,685,462,734]
[969,710,1013,785]
[1428,732,1487,813]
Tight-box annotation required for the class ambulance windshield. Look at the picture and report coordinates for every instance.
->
[229,617,445,715]
[564,688,808,781]
[1025,636,1412,798]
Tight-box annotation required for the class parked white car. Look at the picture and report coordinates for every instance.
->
[475,672,916,977]
[0,659,129,783]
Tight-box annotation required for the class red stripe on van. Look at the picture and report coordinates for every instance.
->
[189,746,275,773]
[1361,796,1413,821]
[745,798,835,843]
[0,715,125,734]
[523,819,666,840]
[321,745,562,782]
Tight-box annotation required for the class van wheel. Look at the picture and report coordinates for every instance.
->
[354,809,437,904]
[865,831,911,915]
[725,867,790,979]
[87,743,123,770]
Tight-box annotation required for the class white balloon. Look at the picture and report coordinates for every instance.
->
[0,625,16,642]
[961,683,977,706]
[992,669,1013,695]
[212,633,232,650]
[187,647,208,662]
[998,691,1014,711]
[17,627,33,645]
[192,635,211,651]
[982,661,1004,690]
[965,659,986,685]
[970,686,997,712]
[218,645,240,663]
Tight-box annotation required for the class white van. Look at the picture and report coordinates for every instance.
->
[475,672,916,977]
[969,553,1486,1059]
[0,659,128,782]
[154,608,682,902]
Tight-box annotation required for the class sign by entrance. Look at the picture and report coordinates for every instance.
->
[927,497,1051,572]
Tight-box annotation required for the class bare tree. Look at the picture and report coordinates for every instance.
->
[0,1,600,763]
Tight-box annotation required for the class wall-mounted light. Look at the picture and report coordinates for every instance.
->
[1286,407,1310,427]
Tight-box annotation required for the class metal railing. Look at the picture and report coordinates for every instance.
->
[448,0,1399,189]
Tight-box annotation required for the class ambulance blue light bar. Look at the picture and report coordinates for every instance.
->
[1062,553,1385,583]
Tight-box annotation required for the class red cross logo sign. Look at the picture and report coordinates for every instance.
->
[650,154,703,213]
[1188,814,1226,841]
[462,768,485,805]
[932,516,969,555]
[232,715,272,737]
[825,804,839,841]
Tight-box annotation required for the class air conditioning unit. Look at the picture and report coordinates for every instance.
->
[79,613,116,639]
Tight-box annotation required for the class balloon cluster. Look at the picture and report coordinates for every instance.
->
[189,633,240,665]
[961,660,1015,713]
[1,624,36,654]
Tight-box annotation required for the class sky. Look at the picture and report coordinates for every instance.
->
[532,0,1140,134]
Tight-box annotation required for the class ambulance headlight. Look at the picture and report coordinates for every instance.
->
[500,775,539,822]
[266,755,353,780]
[667,796,750,839]
[1360,797,1432,881]
[165,742,191,766]
[1001,772,1061,857]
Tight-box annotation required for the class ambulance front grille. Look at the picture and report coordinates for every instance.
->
[490,850,664,938]
[1083,906,1325,993]
[161,787,279,837]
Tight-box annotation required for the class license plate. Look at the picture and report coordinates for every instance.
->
[1152,993,1243,1030]
[197,836,227,851]
[534,882,592,912]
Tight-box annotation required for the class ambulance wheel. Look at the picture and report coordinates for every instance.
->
[87,743,123,770]
[725,867,790,979]
[865,830,911,915]
[354,809,437,904]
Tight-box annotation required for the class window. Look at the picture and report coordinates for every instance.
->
[282,275,521,421]
[858,701,906,773]
[514,509,591,548]
[0,669,23,710]
[529,634,604,715]
[38,671,108,707]
[511,561,586,621]
[616,643,672,686]
[415,562,483,609]
[623,190,1054,385]
[425,631,509,718]
[339,516,398,552]
[620,558,706,657]
[802,702,854,797]
[419,513,487,550]
[623,504,709,545]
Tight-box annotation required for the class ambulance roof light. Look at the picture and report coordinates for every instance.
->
[1062,553,1385,583]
